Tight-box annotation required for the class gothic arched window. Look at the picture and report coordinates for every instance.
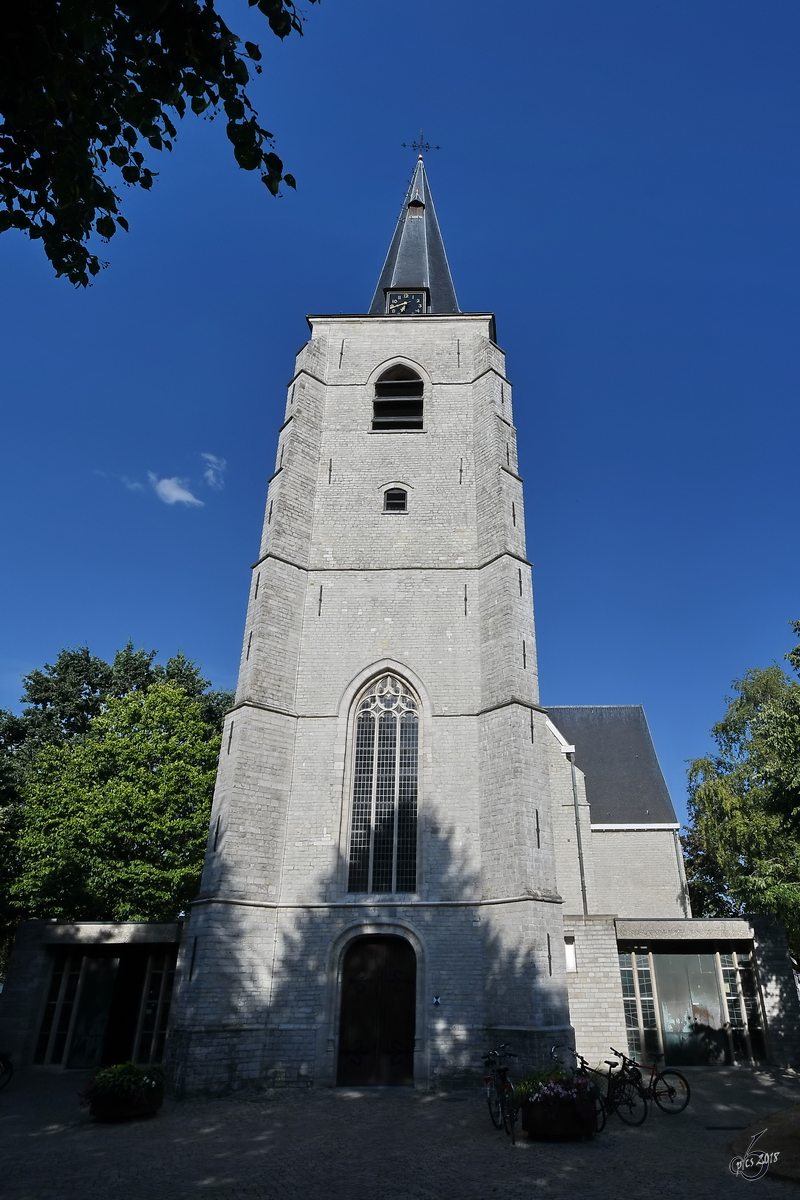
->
[347,675,419,892]
[372,365,424,431]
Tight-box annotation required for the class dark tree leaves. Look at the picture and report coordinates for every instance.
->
[0,0,319,285]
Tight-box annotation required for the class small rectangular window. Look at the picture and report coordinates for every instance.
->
[565,937,577,973]
[384,488,407,512]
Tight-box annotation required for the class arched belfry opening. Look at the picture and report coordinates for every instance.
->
[372,365,424,431]
[336,935,416,1086]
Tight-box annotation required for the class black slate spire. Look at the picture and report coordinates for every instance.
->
[369,157,460,314]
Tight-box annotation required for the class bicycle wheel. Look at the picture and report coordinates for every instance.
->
[593,1092,607,1133]
[653,1070,690,1114]
[612,1081,648,1126]
[0,1057,12,1091]
[486,1079,504,1128]
[501,1083,516,1144]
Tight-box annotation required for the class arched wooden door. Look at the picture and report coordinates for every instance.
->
[336,936,416,1086]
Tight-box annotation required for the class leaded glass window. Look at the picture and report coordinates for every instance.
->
[347,675,419,893]
[619,951,660,1061]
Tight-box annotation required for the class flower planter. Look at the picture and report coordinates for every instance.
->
[89,1084,163,1123]
[521,1095,597,1141]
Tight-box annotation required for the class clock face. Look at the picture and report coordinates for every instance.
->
[387,291,426,315]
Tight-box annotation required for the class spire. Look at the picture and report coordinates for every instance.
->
[369,157,460,315]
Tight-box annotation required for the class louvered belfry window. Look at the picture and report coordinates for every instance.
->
[348,675,419,892]
[372,365,424,430]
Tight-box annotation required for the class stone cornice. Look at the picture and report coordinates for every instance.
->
[251,549,532,572]
[190,891,562,910]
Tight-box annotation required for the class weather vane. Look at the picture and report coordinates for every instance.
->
[402,129,440,153]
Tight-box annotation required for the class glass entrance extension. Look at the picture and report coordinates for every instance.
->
[34,946,177,1069]
[619,944,766,1066]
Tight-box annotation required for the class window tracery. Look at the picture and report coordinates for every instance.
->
[347,674,418,892]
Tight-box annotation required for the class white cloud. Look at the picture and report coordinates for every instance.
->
[201,452,227,489]
[148,473,203,506]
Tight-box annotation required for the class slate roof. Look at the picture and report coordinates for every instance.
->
[369,158,460,315]
[545,705,678,825]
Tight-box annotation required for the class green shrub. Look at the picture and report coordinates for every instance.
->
[83,1062,163,1100]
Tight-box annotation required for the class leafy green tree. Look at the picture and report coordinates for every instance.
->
[0,0,319,285]
[679,824,741,919]
[0,641,231,767]
[0,641,232,961]
[686,630,800,955]
[13,683,219,921]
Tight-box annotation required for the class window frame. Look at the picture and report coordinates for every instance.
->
[371,366,425,432]
[344,674,421,896]
[383,488,408,513]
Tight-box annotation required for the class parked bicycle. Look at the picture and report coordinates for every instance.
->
[610,1047,690,1114]
[570,1050,647,1126]
[553,1046,646,1128]
[483,1043,517,1144]
[0,1051,12,1091]
[549,1044,607,1133]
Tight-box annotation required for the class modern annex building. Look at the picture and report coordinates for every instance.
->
[1,161,798,1087]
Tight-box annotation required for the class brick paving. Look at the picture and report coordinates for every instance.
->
[1,1068,799,1199]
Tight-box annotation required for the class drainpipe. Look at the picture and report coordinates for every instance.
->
[568,753,589,917]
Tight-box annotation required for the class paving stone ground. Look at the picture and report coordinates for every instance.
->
[1,1067,799,1200]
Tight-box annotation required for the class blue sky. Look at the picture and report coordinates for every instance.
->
[2,0,799,823]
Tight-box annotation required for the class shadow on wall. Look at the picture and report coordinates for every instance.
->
[750,916,800,1067]
[168,804,569,1096]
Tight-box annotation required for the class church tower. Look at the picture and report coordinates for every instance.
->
[170,159,572,1093]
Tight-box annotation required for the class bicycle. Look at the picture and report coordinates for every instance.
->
[483,1043,517,1144]
[559,1047,646,1128]
[610,1047,690,1114]
[550,1045,607,1133]
[0,1052,12,1091]
[603,1057,648,1125]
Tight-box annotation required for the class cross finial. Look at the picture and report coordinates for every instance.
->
[401,128,440,154]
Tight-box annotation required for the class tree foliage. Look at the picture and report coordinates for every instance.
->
[0,0,319,285]
[0,641,232,956]
[685,625,800,955]
[13,683,219,921]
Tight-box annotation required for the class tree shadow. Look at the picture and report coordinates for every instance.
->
[750,916,800,1067]
[168,800,572,1096]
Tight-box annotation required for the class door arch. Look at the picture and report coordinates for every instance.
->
[336,936,416,1086]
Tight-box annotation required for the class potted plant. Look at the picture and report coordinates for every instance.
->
[80,1062,164,1122]
[515,1066,599,1141]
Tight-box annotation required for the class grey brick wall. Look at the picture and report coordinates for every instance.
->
[591,830,686,917]
[169,314,575,1093]
[562,915,628,1068]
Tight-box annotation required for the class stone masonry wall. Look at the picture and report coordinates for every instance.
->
[547,745,597,916]
[169,313,573,1092]
[562,915,628,1069]
[750,916,800,1067]
[591,829,686,918]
